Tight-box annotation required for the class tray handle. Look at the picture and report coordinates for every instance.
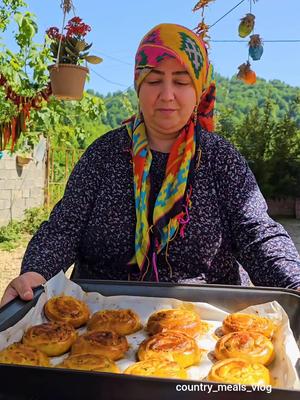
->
[0,285,44,332]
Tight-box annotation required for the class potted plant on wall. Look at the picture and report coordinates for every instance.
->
[15,139,33,167]
[47,17,102,100]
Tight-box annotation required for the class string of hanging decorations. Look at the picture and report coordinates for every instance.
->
[0,76,52,152]
[192,0,264,85]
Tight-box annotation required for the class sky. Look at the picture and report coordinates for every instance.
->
[3,0,300,95]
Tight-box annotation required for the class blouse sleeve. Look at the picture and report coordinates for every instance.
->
[213,136,300,289]
[21,141,101,281]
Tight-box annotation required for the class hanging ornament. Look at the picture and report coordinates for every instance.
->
[238,13,255,38]
[194,20,211,46]
[237,61,256,85]
[248,34,264,60]
[0,73,52,151]
[192,0,215,11]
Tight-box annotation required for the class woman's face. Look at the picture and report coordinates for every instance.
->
[138,57,197,139]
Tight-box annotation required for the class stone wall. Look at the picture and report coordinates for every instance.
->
[0,152,45,227]
[267,198,300,219]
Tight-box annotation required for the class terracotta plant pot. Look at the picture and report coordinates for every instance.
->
[48,64,89,100]
[16,155,32,167]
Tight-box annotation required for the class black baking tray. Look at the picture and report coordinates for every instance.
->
[0,280,299,400]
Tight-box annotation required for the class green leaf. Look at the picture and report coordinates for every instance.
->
[75,40,86,52]
[84,55,103,64]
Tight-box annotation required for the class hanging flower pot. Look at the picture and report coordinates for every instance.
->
[46,17,102,101]
[248,34,264,61]
[16,155,32,167]
[238,13,255,38]
[49,64,89,100]
[237,61,257,85]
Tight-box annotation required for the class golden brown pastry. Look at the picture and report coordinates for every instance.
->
[57,353,120,373]
[146,308,206,338]
[0,343,49,367]
[124,358,188,379]
[222,313,276,338]
[207,358,270,385]
[215,331,275,365]
[71,330,129,361]
[22,321,77,357]
[44,295,90,328]
[138,330,202,368]
[87,309,142,336]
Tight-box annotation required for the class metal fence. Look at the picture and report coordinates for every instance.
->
[45,145,85,209]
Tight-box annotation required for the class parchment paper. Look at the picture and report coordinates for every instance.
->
[0,271,299,390]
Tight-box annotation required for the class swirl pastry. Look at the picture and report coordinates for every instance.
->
[215,331,275,365]
[146,308,206,338]
[44,295,90,328]
[57,354,120,373]
[71,330,129,361]
[207,358,270,385]
[0,343,49,367]
[87,309,142,336]
[222,313,276,338]
[124,358,188,379]
[22,322,77,356]
[138,330,202,368]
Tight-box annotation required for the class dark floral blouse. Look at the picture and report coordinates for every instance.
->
[21,126,300,289]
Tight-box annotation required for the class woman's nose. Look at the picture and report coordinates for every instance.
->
[159,82,175,101]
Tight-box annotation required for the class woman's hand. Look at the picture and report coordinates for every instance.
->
[0,272,46,308]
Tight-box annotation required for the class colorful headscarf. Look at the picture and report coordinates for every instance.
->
[126,23,216,280]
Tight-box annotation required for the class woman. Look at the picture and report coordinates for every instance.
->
[1,23,300,307]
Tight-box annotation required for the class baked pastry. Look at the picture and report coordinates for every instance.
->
[57,354,120,373]
[71,330,129,361]
[124,358,188,379]
[207,358,270,385]
[87,309,142,336]
[146,308,206,338]
[138,330,202,368]
[222,313,276,338]
[0,343,49,367]
[215,331,275,365]
[22,321,77,356]
[44,295,90,328]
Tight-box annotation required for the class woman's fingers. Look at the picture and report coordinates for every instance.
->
[0,272,46,308]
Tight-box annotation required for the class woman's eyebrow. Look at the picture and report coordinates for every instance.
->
[150,69,189,76]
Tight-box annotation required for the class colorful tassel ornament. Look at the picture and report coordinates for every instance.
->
[248,34,264,60]
[238,13,255,38]
[237,61,257,85]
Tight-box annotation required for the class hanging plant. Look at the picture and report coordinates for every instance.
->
[248,34,264,61]
[46,17,103,100]
[237,61,257,85]
[238,13,255,38]
[192,0,215,11]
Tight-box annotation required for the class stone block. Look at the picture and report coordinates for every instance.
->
[0,199,11,209]
[30,187,44,198]
[11,199,26,220]
[25,197,43,209]
[22,179,37,189]
[11,190,23,200]
[0,190,11,200]
[4,159,17,170]
[2,180,17,190]
[0,208,11,222]
[22,189,30,198]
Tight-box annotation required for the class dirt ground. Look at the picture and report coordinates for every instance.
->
[0,218,299,300]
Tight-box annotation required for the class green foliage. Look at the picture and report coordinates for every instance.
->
[0,2,51,128]
[87,88,138,128]
[28,93,105,148]
[0,0,26,32]
[0,206,49,250]
[216,95,300,198]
